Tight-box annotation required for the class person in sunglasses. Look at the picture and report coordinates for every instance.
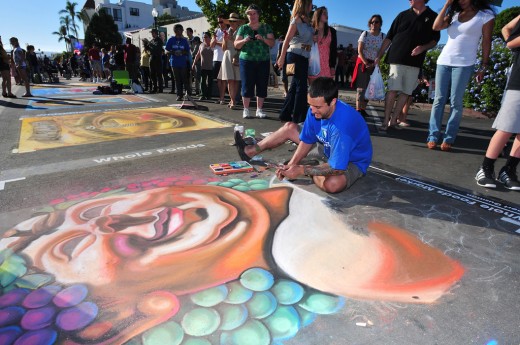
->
[352,14,386,115]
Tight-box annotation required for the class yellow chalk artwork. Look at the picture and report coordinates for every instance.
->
[18,107,228,152]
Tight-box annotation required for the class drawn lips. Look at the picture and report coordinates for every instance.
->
[150,207,184,241]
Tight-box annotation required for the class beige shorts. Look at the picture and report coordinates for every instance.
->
[387,64,419,95]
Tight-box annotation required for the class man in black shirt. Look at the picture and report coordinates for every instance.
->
[148,28,164,93]
[375,0,440,130]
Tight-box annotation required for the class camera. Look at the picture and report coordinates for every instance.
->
[250,30,258,40]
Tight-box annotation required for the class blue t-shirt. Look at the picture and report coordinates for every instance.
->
[165,36,190,68]
[299,100,372,173]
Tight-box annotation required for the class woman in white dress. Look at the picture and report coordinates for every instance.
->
[218,13,244,109]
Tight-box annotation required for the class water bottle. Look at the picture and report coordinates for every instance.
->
[234,124,244,137]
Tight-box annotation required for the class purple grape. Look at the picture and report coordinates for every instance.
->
[20,306,56,331]
[0,307,25,327]
[13,328,57,345]
[0,289,29,308]
[22,286,62,309]
[52,284,88,308]
[56,301,98,331]
[0,325,23,345]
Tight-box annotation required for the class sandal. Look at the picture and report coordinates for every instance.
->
[1,93,6,98]
[427,142,437,150]
[7,94,17,98]
[234,131,252,162]
[440,142,452,152]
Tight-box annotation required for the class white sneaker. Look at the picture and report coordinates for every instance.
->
[243,108,251,119]
[256,108,267,118]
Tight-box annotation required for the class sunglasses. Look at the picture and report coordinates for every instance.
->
[218,21,224,24]
[370,21,381,24]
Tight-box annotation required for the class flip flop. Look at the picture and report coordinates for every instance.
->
[234,131,251,162]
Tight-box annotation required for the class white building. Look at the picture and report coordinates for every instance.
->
[331,24,364,48]
[130,15,211,50]
[81,0,202,42]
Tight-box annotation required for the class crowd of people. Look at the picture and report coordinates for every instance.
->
[1,0,518,192]
[234,0,518,194]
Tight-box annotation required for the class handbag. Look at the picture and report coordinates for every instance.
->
[286,63,295,76]
[308,42,320,76]
[365,66,385,101]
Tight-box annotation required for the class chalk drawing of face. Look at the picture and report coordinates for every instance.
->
[2,183,465,343]
[9,185,291,299]
[6,183,464,307]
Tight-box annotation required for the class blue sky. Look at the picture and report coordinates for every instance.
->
[1,0,516,54]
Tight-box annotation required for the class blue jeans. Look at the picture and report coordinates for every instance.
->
[427,64,474,144]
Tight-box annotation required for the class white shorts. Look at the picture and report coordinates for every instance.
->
[387,64,420,95]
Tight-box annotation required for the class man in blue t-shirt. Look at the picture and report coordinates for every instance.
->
[235,77,373,193]
[165,24,192,100]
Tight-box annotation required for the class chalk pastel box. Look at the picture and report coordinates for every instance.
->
[209,161,255,175]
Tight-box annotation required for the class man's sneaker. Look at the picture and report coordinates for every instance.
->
[475,167,496,188]
[497,167,520,190]
[256,108,267,118]
[243,108,251,119]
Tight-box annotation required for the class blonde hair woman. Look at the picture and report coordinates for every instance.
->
[276,0,314,124]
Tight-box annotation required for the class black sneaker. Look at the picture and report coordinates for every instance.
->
[497,167,520,190]
[475,167,496,188]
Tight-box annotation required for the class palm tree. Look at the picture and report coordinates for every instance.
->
[60,1,81,51]
[59,16,77,52]
[59,1,80,39]
[52,25,71,52]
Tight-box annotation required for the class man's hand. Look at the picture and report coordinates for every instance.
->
[411,45,425,56]
[276,165,304,180]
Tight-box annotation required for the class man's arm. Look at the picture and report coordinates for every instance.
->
[503,14,520,49]
[275,141,313,180]
[303,163,344,176]
[411,39,437,56]
[276,142,345,180]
